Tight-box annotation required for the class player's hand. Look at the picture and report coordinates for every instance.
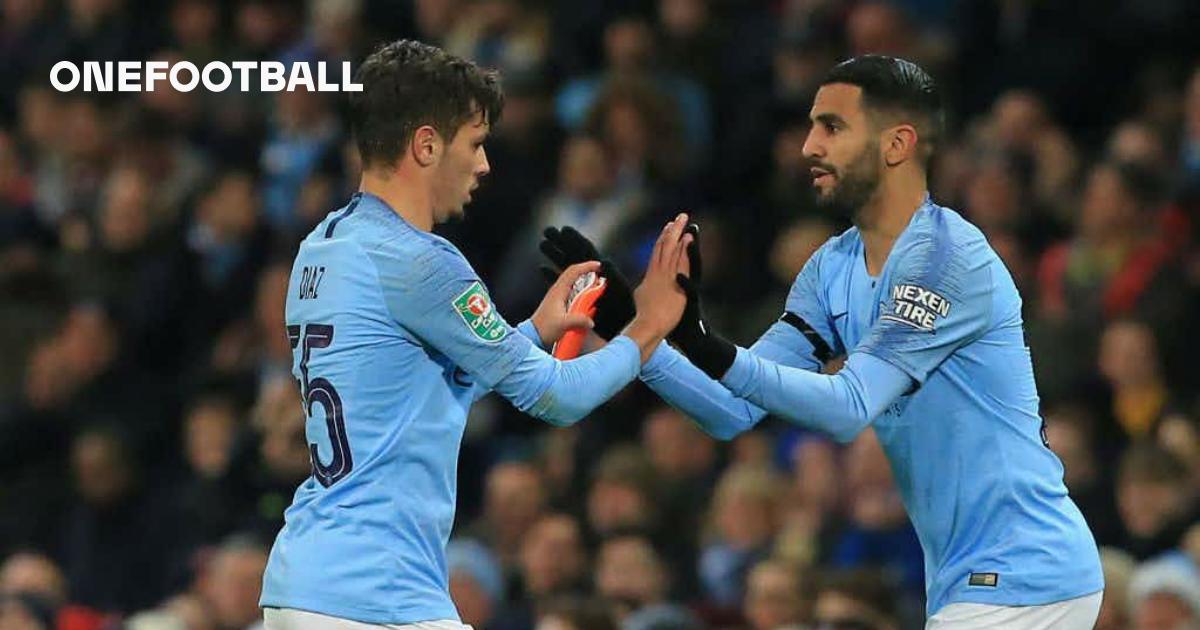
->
[626,214,692,353]
[531,261,601,347]
[665,222,737,380]
[668,222,706,346]
[539,227,635,340]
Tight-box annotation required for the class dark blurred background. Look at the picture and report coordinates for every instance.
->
[0,1,1198,629]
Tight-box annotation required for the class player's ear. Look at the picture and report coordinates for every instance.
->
[411,125,439,167]
[884,123,918,167]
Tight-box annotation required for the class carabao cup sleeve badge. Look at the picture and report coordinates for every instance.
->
[453,282,508,342]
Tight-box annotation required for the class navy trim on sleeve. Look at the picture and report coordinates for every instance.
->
[325,195,362,238]
[780,311,833,363]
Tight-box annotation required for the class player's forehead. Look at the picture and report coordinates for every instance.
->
[809,83,867,125]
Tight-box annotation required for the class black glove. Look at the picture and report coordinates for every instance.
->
[539,226,635,341]
[667,223,737,380]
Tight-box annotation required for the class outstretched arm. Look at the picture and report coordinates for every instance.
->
[540,223,843,439]
[679,229,995,443]
[375,216,694,427]
[497,214,695,424]
[719,349,912,443]
[641,224,845,438]
[638,309,834,439]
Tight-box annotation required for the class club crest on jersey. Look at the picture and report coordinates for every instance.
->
[880,283,951,332]
[453,282,508,342]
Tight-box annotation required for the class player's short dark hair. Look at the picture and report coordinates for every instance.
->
[348,39,504,169]
[821,55,944,168]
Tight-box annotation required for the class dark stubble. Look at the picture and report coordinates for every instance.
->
[812,141,882,224]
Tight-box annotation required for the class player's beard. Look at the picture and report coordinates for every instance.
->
[813,143,882,223]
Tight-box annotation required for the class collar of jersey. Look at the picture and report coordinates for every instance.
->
[352,191,418,231]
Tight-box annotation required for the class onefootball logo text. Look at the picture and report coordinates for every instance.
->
[49,61,362,93]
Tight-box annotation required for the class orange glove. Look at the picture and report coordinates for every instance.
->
[552,271,607,359]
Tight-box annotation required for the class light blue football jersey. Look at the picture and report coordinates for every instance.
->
[260,192,641,623]
[765,198,1103,613]
[643,196,1103,615]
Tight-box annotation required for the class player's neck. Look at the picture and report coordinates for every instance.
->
[359,170,435,232]
[857,176,928,276]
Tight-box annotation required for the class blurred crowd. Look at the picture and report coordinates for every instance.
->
[1,0,1199,629]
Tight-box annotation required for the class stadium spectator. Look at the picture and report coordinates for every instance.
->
[971,90,1080,217]
[586,446,661,540]
[444,0,549,78]
[1098,320,1183,442]
[742,558,811,630]
[259,83,339,232]
[409,0,461,45]
[520,513,589,600]
[183,168,273,367]
[0,593,56,630]
[1040,163,1178,323]
[1044,406,1125,546]
[1095,547,1137,630]
[774,437,840,568]
[655,0,723,96]
[811,569,900,630]
[495,134,645,314]
[209,261,293,385]
[639,406,714,596]
[535,596,617,630]
[195,535,269,630]
[557,14,710,156]
[1115,442,1199,559]
[1107,120,1174,172]
[594,534,695,629]
[447,538,507,630]
[829,430,924,596]
[581,77,693,205]
[0,551,64,599]
[467,461,550,568]
[960,151,1051,252]
[846,2,918,61]
[699,465,781,609]
[175,392,250,551]
[1128,556,1200,630]
[61,425,179,613]
[1036,161,1187,402]
[1155,412,1200,480]
[242,377,309,539]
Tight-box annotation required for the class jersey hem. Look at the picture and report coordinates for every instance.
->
[260,594,461,626]
[928,580,1105,616]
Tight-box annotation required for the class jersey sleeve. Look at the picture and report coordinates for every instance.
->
[516,319,547,349]
[855,233,993,384]
[368,237,533,390]
[720,348,914,443]
[640,342,765,439]
[751,243,846,370]
[638,244,841,439]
